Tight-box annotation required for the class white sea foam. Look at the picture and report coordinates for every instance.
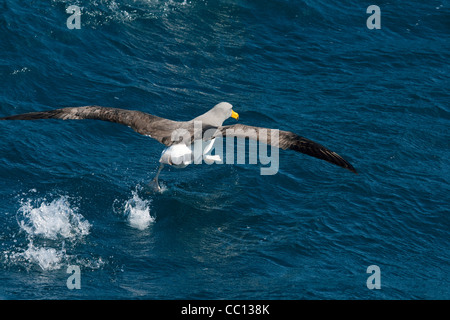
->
[21,243,65,271]
[123,190,155,230]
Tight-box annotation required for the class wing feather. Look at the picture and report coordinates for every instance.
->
[0,106,179,146]
[217,124,357,174]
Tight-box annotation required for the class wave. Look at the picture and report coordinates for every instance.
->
[51,0,191,25]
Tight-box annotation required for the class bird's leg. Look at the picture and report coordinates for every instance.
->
[149,163,164,191]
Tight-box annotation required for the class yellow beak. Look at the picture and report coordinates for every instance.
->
[231,110,239,120]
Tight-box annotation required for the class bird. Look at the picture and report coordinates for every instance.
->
[0,102,357,190]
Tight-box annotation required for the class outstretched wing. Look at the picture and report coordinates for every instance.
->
[0,106,180,146]
[217,123,357,174]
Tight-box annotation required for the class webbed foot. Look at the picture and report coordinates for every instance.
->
[148,178,161,192]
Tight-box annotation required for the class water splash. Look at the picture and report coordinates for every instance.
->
[123,190,155,230]
[20,242,65,271]
[5,195,92,271]
[18,196,91,240]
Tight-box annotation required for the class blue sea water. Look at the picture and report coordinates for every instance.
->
[0,0,449,300]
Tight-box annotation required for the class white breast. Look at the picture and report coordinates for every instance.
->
[159,139,222,168]
[159,143,193,168]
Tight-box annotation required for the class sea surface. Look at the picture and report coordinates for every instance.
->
[0,0,449,299]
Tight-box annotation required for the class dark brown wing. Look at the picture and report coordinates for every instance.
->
[0,106,181,146]
[217,123,357,174]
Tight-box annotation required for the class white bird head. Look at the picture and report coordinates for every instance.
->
[194,102,239,127]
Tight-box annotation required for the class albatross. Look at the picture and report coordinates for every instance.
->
[0,102,357,190]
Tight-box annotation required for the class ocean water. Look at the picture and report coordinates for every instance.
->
[0,0,448,300]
